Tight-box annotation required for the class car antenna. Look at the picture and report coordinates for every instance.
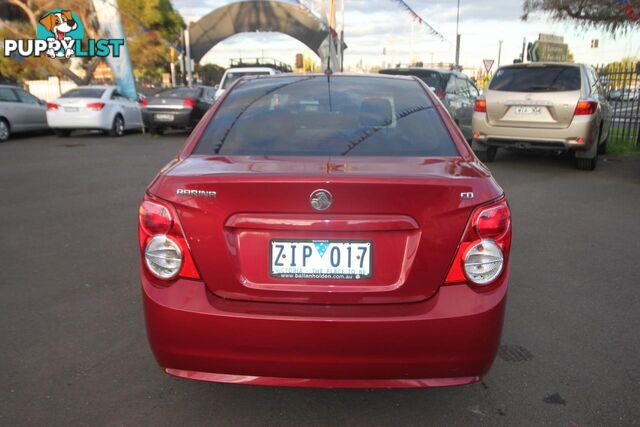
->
[325,38,333,112]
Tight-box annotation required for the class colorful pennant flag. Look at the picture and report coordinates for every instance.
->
[390,0,447,41]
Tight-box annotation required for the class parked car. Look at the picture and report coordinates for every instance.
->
[139,73,512,388]
[47,85,143,137]
[621,89,639,101]
[379,68,480,140]
[0,85,48,142]
[472,63,612,170]
[142,86,215,134]
[607,89,622,101]
[214,67,280,100]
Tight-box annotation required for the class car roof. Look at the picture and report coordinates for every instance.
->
[498,62,582,70]
[236,72,418,83]
[225,67,276,73]
[380,67,456,76]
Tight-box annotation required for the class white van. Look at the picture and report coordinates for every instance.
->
[215,67,280,100]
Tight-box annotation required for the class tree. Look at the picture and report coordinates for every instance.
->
[117,0,184,85]
[197,64,226,86]
[522,0,640,34]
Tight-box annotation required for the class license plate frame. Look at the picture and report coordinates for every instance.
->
[269,239,373,280]
[514,106,542,115]
[154,113,174,122]
[64,107,79,112]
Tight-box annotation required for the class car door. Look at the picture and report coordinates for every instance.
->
[589,68,612,140]
[13,88,47,130]
[444,77,469,138]
[458,79,479,140]
[0,87,26,132]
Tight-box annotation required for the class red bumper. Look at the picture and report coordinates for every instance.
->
[142,272,508,388]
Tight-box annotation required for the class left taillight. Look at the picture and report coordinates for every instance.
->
[445,198,511,287]
[138,197,200,281]
[86,102,105,111]
[474,99,487,113]
[47,102,59,110]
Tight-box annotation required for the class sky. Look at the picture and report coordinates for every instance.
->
[172,0,640,72]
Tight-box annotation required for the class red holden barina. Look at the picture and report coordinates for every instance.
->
[139,74,512,388]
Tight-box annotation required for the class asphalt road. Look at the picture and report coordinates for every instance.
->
[1,131,640,426]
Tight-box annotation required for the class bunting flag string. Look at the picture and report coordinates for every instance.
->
[390,0,447,41]
[614,0,640,22]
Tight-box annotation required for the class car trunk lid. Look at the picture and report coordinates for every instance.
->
[148,156,502,305]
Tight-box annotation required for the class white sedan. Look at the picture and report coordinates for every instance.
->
[46,85,143,137]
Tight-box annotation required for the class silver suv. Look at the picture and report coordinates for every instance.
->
[472,63,612,170]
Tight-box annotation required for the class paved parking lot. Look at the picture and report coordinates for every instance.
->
[1,132,639,426]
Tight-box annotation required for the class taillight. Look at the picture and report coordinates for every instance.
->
[47,102,59,110]
[445,198,511,286]
[138,197,200,281]
[183,97,196,108]
[574,100,597,115]
[140,98,147,107]
[474,99,487,113]
[435,91,446,100]
[86,102,105,111]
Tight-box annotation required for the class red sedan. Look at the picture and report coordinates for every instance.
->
[139,74,512,388]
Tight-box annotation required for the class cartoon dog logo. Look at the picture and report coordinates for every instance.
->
[37,10,82,59]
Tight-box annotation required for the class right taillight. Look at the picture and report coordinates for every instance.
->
[183,97,196,108]
[138,197,200,281]
[474,99,487,113]
[47,102,59,110]
[445,198,511,286]
[574,100,597,115]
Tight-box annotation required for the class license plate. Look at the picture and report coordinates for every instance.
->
[155,113,174,121]
[515,106,542,114]
[270,240,372,280]
[64,107,78,112]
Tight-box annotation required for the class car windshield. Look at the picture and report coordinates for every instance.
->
[193,76,458,157]
[489,66,581,92]
[155,87,201,98]
[222,71,272,90]
[379,70,446,92]
[60,88,106,98]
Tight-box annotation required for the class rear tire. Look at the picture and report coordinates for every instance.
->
[575,156,597,171]
[477,146,498,163]
[108,115,125,137]
[149,126,164,136]
[53,129,71,137]
[0,118,10,142]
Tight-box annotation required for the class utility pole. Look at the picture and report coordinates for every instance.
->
[497,40,503,67]
[521,37,526,63]
[454,0,461,68]
[184,27,193,87]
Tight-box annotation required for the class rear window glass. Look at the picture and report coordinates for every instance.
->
[155,87,201,98]
[222,71,272,89]
[489,66,581,92]
[60,88,106,98]
[193,76,458,157]
[379,70,446,92]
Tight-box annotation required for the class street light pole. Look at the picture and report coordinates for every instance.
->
[454,0,461,68]
[497,40,503,67]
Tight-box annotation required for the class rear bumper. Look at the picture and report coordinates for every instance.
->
[472,112,598,151]
[46,111,112,130]
[142,270,509,388]
[142,109,194,129]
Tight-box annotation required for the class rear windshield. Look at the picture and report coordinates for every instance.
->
[60,88,106,98]
[155,87,201,98]
[379,70,446,92]
[193,76,458,157]
[222,71,272,90]
[489,66,581,92]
